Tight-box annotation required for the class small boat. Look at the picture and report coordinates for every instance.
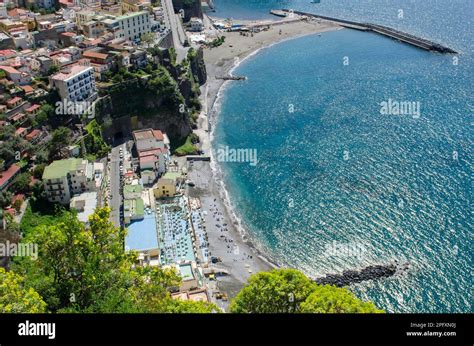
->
[270,10,288,18]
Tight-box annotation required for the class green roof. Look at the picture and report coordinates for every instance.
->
[124,198,144,217]
[163,172,182,181]
[135,198,144,216]
[42,158,82,180]
[124,184,143,194]
[179,264,194,280]
[116,11,148,21]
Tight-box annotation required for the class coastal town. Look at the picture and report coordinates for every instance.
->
[0,0,341,312]
[0,1,468,344]
[0,0,423,318]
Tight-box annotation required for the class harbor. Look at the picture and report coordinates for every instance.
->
[279,9,458,53]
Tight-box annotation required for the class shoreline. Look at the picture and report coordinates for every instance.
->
[191,19,341,306]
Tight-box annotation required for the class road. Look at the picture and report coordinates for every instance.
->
[162,0,188,62]
[109,144,124,228]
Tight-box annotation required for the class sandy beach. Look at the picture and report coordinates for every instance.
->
[189,18,341,310]
[187,160,274,310]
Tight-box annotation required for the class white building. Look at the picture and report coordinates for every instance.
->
[189,17,203,32]
[42,158,102,205]
[70,191,98,223]
[114,11,151,42]
[51,64,97,103]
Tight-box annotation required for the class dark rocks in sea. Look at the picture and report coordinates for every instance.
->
[314,262,408,287]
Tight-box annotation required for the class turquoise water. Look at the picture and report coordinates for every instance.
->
[211,0,472,53]
[212,1,473,312]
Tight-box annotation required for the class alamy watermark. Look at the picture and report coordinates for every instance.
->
[323,241,366,260]
[55,99,95,119]
[216,146,258,166]
[0,241,38,260]
[380,98,421,118]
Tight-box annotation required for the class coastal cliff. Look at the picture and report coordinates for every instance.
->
[95,70,192,142]
[188,47,207,85]
[94,47,206,142]
[172,0,203,21]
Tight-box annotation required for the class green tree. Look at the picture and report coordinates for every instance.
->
[13,207,217,313]
[0,268,47,313]
[84,120,110,158]
[230,269,316,313]
[35,104,55,126]
[46,65,59,76]
[300,285,383,313]
[48,127,71,159]
[0,190,12,208]
[12,172,31,193]
[230,269,382,313]
[33,164,46,179]
[141,32,155,48]
[13,198,22,212]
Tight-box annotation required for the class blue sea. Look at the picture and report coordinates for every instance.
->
[211,0,473,312]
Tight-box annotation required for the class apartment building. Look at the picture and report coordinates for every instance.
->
[114,11,151,42]
[0,65,32,85]
[122,0,149,14]
[132,128,170,185]
[0,164,20,192]
[42,158,100,205]
[51,64,97,102]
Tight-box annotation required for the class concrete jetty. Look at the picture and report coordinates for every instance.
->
[281,9,458,54]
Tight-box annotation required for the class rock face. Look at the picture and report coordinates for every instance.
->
[178,77,193,101]
[189,47,207,85]
[172,0,202,21]
[95,77,192,142]
[99,111,191,143]
[314,262,409,287]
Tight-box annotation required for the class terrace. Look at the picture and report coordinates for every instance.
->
[156,196,195,266]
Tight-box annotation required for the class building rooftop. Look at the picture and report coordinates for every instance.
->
[0,164,20,190]
[157,178,174,185]
[25,104,40,112]
[158,197,196,265]
[15,127,27,135]
[83,50,109,60]
[179,263,195,281]
[20,85,34,94]
[26,129,41,141]
[70,191,98,223]
[42,158,83,180]
[188,290,208,302]
[0,65,20,74]
[133,128,164,141]
[125,212,159,252]
[116,11,148,21]
[163,172,182,181]
[51,65,92,81]
[0,49,16,57]
[7,97,22,105]
[124,184,143,194]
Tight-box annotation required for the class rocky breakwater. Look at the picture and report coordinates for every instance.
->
[315,261,410,287]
